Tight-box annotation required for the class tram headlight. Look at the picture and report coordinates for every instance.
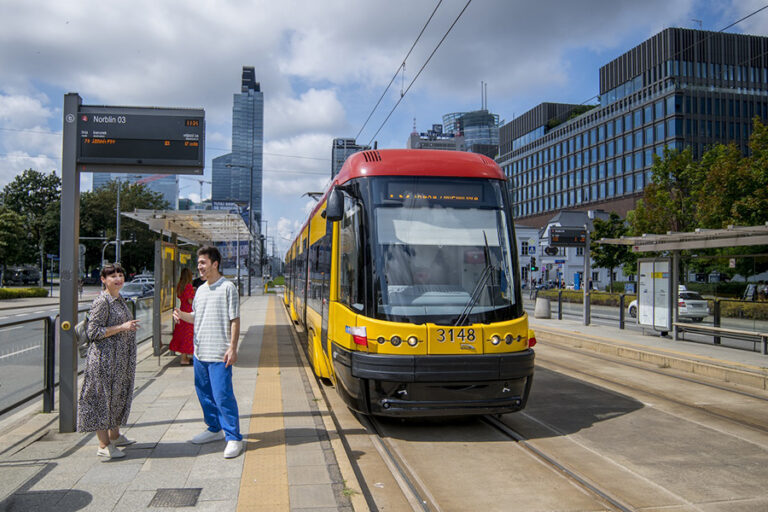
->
[407,336,418,347]
[490,335,501,345]
[377,336,386,344]
[390,335,402,347]
[505,334,515,344]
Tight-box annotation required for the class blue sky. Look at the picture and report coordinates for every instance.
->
[0,0,765,254]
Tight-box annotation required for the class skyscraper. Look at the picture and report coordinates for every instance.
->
[331,138,370,177]
[212,66,264,229]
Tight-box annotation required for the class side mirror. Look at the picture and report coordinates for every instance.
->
[325,187,344,222]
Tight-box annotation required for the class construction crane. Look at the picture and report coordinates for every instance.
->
[179,176,212,201]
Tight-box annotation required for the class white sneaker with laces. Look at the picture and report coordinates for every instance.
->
[223,440,243,458]
[111,434,136,447]
[190,429,225,444]
[97,444,125,459]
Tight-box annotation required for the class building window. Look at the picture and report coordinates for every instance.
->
[645,126,654,144]
[634,151,643,169]
[635,173,644,190]
[634,130,643,148]
[625,133,633,151]
[625,154,633,172]
[645,149,653,166]
[521,241,529,255]
[626,175,634,192]
[617,177,624,195]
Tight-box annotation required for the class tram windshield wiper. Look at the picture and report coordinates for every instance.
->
[455,231,495,326]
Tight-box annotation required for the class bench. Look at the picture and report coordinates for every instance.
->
[673,322,768,355]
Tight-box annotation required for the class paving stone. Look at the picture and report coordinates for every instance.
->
[289,483,338,509]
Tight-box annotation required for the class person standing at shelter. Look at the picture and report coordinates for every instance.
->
[169,268,195,365]
[173,246,243,459]
[78,263,139,460]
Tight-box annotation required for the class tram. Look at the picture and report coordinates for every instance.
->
[284,149,535,416]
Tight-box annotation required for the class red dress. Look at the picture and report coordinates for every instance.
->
[169,284,194,355]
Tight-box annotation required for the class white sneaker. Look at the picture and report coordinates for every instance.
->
[190,429,225,444]
[97,444,125,459]
[111,434,136,447]
[223,440,243,459]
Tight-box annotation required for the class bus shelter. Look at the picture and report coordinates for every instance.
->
[599,223,768,339]
[122,209,252,356]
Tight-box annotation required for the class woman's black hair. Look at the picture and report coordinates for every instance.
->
[100,263,126,280]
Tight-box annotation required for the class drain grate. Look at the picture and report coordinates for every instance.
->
[148,488,202,508]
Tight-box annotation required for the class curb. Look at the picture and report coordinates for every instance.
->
[534,326,768,391]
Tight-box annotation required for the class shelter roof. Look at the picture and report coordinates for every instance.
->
[598,223,768,252]
[122,209,251,245]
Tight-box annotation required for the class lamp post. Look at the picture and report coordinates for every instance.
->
[226,163,255,296]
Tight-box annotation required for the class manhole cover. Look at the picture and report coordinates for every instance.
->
[149,488,202,508]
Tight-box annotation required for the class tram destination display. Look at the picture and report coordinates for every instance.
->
[76,106,204,174]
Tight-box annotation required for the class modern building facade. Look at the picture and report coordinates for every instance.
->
[498,28,768,228]
[91,173,179,209]
[407,123,463,150]
[212,66,264,230]
[443,109,501,158]
[331,138,370,177]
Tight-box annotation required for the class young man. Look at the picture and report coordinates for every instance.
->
[173,246,243,458]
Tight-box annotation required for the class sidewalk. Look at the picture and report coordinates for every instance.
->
[0,294,363,512]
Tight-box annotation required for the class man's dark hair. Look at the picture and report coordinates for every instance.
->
[197,245,222,269]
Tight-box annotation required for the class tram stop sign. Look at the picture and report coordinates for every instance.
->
[75,105,204,175]
[550,227,587,246]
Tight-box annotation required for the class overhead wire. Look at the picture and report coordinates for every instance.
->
[354,0,444,140]
[366,0,473,146]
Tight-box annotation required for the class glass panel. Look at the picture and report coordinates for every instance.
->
[0,319,46,412]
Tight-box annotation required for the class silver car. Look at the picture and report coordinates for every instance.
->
[628,290,709,322]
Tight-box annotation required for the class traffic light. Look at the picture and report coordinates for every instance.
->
[530,257,537,272]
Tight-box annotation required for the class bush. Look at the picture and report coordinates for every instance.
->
[538,289,636,307]
[272,275,285,286]
[0,287,49,300]
[713,299,768,321]
[684,281,746,298]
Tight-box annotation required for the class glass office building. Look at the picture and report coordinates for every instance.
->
[212,66,264,229]
[497,28,768,227]
[443,109,501,158]
[91,172,179,209]
[331,138,370,177]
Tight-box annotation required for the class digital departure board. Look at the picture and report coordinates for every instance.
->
[550,227,587,246]
[75,106,204,175]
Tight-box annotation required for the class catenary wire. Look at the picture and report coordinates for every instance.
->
[366,0,473,146]
[355,0,443,141]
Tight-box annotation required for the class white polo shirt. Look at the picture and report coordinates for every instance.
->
[192,276,240,362]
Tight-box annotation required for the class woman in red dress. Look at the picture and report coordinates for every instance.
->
[169,268,195,365]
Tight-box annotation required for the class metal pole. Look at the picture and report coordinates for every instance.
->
[116,178,121,263]
[672,250,680,339]
[59,92,81,433]
[236,230,241,296]
[619,294,625,330]
[583,224,591,326]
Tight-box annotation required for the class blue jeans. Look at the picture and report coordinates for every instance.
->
[193,357,242,441]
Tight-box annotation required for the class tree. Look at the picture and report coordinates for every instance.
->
[627,147,697,236]
[591,212,634,290]
[0,206,26,281]
[80,179,169,275]
[2,169,61,286]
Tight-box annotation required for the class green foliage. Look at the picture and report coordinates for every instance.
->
[80,179,169,275]
[1,169,61,284]
[717,300,768,321]
[538,289,635,307]
[0,207,26,267]
[272,275,285,285]
[546,105,598,129]
[591,212,635,289]
[0,287,49,299]
[683,281,747,298]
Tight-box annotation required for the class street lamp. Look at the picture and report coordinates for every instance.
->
[226,163,255,296]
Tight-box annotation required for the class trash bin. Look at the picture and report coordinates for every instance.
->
[534,297,551,319]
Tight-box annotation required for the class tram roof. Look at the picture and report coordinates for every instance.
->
[336,149,505,185]
[123,209,252,245]
[598,223,768,252]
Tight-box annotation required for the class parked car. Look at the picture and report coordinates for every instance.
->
[120,282,154,299]
[2,267,41,286]
[130,275,154,285]
[627,290,709,322]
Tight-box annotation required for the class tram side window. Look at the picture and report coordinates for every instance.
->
[338,202,362,311]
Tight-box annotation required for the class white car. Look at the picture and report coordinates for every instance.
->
[627,290,710,322]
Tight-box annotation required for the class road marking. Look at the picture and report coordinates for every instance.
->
[0,345,41,360]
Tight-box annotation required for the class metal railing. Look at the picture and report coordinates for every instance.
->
[0,297,153,418]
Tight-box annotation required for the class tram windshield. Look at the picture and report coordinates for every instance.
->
[371,177,517,325]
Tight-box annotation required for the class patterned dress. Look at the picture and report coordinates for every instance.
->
[169,283,195,355]
[77,292,137,432]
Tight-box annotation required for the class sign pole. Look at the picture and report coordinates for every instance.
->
[59,93,82,433]
[583,224,590,326]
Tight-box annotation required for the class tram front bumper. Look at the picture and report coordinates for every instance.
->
[331,345,535,417]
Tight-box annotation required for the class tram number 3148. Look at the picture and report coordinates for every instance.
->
[436,328,476,343]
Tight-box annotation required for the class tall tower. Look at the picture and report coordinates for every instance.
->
[212,66,264,229]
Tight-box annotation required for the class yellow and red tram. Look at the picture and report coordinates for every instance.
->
[284,149,535,416]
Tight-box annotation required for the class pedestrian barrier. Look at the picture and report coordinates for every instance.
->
[674,323,768,355]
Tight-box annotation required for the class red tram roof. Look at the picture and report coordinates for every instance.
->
[336,149,505,185]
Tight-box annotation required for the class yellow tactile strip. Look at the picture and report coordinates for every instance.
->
[237,296,289,511]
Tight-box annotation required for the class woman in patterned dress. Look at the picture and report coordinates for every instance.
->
[77,263,139,460]
[169,268,195,365]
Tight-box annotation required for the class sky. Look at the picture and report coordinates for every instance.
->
[1,0,767,255]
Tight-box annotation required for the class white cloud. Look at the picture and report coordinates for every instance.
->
[266,89,348,140]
